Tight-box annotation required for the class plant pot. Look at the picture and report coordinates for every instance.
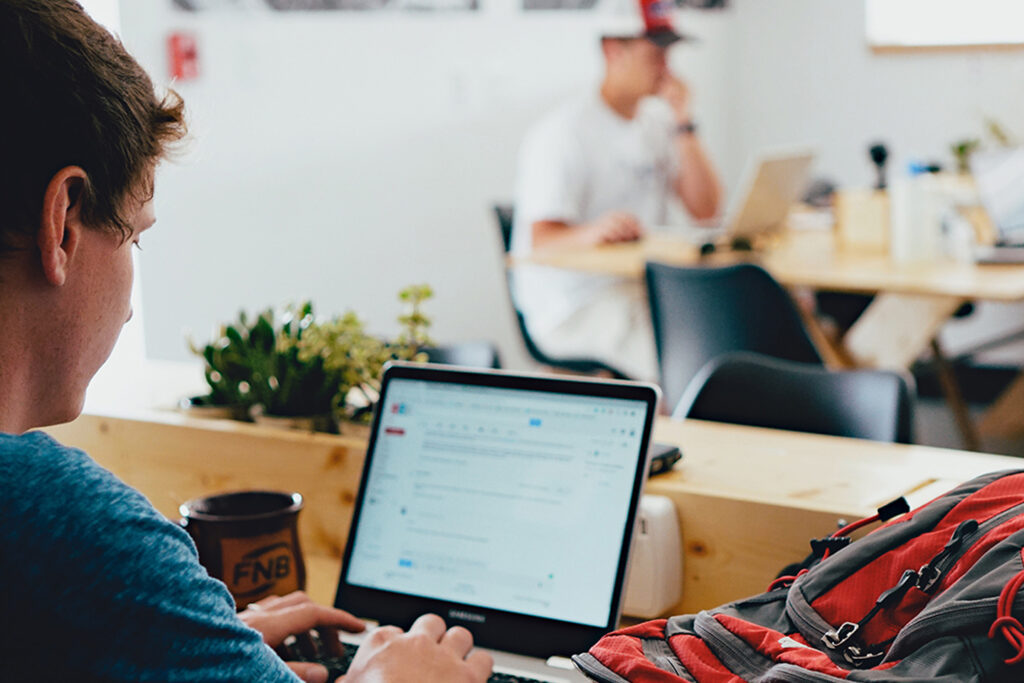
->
[253,413,337,433]
[179,396,249,421]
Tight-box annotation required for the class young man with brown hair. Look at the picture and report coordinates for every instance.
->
[0,2,491,681]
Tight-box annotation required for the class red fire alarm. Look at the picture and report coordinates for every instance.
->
[168,32,199,82]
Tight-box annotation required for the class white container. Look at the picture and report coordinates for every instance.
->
[889,175,944,264]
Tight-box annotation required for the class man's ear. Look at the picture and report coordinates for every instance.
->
[37,166,88,287]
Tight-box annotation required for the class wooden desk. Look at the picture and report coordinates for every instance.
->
[44,410,1021,614]
[517,231,1024,302]
[516,230,1024,448]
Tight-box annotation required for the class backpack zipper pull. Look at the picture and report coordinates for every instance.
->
[916,519,979,593]
[876,568,921,608]
[821,570,919,662]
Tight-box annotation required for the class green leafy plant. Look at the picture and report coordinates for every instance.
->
[950,138,981,174]
[189,286,434,429]
[187,311,265,409]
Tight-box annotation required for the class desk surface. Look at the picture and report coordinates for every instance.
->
[515,231,1024,302]
[45,410,1023,613]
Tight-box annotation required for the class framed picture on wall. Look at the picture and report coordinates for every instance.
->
[173,0,478,12]
[522,0,724,11]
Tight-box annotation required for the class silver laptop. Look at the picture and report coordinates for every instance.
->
[333,363,660,681]
[971,146,1024,264]
[690,149,815,247]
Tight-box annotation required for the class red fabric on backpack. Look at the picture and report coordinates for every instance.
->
[573,470,1024,683]
[712,615,851,677]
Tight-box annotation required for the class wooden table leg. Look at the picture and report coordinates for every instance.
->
[930,338,981,451]
[979,373,1024,440]
[843,294,964,370]
[841,294,983,449]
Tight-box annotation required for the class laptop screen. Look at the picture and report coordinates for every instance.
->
[971,146,1024,244]
[336,363,659,657]
[346,377,648,627]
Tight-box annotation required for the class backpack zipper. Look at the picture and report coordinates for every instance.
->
[915,519,979,592]
[814,502,1024,667]
[916,501,1024,594]
[819,568,919,667]
[887,596,1001,660]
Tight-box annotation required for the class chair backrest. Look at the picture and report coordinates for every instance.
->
[494,204,515,254]
[490,202,631,379]
[422,342,502,369]
[675,351,915,443]
[646,261,823,410]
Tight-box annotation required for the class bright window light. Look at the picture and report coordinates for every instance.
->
[866,0,1024,48]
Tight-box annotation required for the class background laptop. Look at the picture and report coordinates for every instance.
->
[333,363,660,681]
[970,146,1024,264]
[726,149,816,241]
[684,149,815,249]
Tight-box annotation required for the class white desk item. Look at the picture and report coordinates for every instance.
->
[623,494,683,619]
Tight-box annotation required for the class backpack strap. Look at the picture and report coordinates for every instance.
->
[988,550,1024,665]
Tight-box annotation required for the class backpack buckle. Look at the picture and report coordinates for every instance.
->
[843,644,886,668]
[821,621,859,650]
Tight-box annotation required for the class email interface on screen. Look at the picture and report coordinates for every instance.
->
[346,378,648,627]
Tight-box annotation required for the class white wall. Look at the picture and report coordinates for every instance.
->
[118,1,732,370]
[115,0,1024,383]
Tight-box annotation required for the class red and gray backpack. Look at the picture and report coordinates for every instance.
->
[573,469,1024,681]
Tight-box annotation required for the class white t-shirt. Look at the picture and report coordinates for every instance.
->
[512,94,679,335]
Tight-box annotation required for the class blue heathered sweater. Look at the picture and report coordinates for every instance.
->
[0,431,300,682]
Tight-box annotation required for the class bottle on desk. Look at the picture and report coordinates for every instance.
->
[889,163,945,264]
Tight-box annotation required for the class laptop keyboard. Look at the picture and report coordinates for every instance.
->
[289,639,552,683]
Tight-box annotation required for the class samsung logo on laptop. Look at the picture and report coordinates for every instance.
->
[449,609,486,624]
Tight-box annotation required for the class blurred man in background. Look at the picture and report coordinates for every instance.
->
[512,0,721,381]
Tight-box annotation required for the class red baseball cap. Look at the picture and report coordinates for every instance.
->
[600,0,693,47]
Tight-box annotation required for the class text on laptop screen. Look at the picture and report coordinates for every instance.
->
[345,378,648,627]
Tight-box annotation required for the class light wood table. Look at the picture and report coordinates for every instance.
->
[44,409,1022,615]
[515,230,1024,448]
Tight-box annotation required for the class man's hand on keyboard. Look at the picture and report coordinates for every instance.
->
[240,591,366,683]
[344,613,493,682]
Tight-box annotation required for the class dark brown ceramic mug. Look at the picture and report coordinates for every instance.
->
[179,490,306,609]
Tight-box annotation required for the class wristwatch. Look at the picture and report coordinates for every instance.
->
[676,121,698,136]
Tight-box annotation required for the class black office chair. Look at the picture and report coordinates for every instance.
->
[646,261,823,410]
[674,351,915,443]
[422,342,501,369]
[493,204,631,379]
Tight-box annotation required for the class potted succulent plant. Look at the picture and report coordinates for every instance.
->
[183,311,263,420]
[187,286,433,433]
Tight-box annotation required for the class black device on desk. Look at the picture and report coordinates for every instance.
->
[648,442,682,475]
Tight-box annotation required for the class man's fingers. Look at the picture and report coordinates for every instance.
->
[315,625,346,657]
[466,650,495,681]
[364,624,404,647]
[439,625,474,658]
[286,661,329,683]
[408,613,447,641]
[289,602,365,633]
[262,590,312,609]
[254,602,366,646]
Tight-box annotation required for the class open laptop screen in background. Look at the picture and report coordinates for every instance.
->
[971,146,1024,244]
[345,377,648,627]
